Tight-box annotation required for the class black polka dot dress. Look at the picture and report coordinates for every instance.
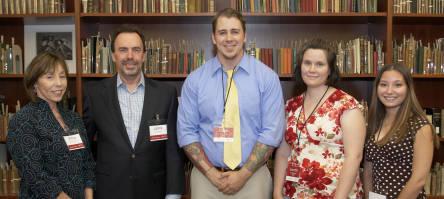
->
[365,116,429,199]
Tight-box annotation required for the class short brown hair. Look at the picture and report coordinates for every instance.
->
[24,52,69,102]
[212,8,246,34]
[294,38,340,90]
[111,24,146,53]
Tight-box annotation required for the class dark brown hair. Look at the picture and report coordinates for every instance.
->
[111,24,146,53]
[24,52,69,102]
[367,63,436,146]
[212,8,246,34]
[294,38,340,90]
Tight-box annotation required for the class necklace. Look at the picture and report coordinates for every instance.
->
[296,86,330,147]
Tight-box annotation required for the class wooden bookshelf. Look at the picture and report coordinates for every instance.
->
[1,0,444,196]
[0,1,442,134]
[427,196,444,199]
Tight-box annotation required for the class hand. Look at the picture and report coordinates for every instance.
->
[205,167,228,191]
[85,187,93,199]
[56,192,71,199]
[220,168,252,195]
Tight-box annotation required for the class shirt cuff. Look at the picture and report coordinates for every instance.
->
[165,194,182,199]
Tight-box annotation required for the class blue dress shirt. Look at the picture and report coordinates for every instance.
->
[177,54,285,168]
[116,73,145,148]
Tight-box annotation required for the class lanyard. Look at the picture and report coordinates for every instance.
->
[296,86,330,147]
[221,65,237,114]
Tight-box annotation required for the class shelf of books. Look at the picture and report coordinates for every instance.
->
[0,0,74,15]
[0,0,444,197]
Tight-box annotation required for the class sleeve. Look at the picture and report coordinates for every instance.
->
[177,76,201,147]
[412,117,431,134]
[6,113,63,198]
[166,87,186,195]
[76,115,96,189]
[364,141,374,162]
[257,72,285,147]
[341,94,361,113]
[82,84,97,151]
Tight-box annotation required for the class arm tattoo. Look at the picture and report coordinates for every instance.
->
[183,142,214,174]
[243,142,274,173]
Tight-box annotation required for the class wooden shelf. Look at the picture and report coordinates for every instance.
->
[242,12,387,24]
[427,196,444,199]
[393,14,444,24]
[243,12,387,17]
[412,74,444,79]
[0,74,23,78]
[81,73,113,78]
[394,13,444,17]
[80,13,215,24]
[80,12,216,17]
[0,13,75,18]
[0,74,77,78]
[81,73,189,79]
[341,74,376,78]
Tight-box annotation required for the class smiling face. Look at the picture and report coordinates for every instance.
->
[112,32,145,80]
[300,49,330,89]
[377,70,408,113]
[35,64,67,105]
[212,16,246,67]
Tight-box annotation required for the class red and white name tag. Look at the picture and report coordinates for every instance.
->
[149,124,168,141]
[213,126,234,142]
[285,160,299,182]
[63,134,85,151]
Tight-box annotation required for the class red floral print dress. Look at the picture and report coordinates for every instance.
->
[283,89,363,199]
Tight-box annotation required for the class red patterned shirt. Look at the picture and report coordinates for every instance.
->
[283,89,363,199]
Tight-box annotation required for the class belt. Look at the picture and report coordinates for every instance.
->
[214,166,241,172]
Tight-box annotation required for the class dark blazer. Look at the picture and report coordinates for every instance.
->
[83,75,185,199]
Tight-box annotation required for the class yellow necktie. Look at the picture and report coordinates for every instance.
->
[223,69,242,170]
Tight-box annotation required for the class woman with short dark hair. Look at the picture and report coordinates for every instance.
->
[274,39,366,199]
[7,52,95,199]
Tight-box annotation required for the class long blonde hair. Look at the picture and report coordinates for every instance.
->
[367,64,436,146]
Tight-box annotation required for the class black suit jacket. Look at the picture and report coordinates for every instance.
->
[83,75,185,199]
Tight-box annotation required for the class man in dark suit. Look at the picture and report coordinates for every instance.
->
[83,25,185,199]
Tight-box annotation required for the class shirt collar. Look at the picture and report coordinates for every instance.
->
[211,53,251,76]
[116,72,145,89]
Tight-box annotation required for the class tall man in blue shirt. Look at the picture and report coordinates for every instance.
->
[177,8,285,199]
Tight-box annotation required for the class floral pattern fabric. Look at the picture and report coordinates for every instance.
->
[283,89,363,199]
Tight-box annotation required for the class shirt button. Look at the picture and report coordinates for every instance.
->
[131,154,136,159]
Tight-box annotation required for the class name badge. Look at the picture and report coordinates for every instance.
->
[63,134,85,151]
[369,192,386,199]
[285,160,299,182]
[149,124,168,141]
[213,126,234,142]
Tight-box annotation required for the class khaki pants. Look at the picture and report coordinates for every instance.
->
[190,165,272,199]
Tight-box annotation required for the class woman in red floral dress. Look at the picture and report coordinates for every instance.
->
[273,39,366,199]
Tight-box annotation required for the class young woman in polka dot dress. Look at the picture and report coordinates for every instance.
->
[363,64,436,199]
